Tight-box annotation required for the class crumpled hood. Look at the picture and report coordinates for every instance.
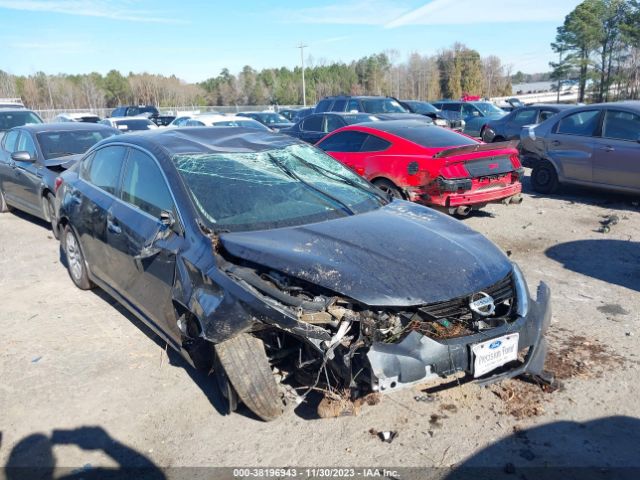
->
[220,201,512,307]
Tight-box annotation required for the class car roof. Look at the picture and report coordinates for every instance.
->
[98,127,302,156]
[529,104,575,109]
[0,109,38,114]
[321,95,394,99]
[434,100,489,104]
[57,112,100,118]
[109,116,152,121]
[18,123,114,133]
[193,114,229,121]
[348,119,437,133]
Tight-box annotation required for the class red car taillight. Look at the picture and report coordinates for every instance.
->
[54,177,63,193]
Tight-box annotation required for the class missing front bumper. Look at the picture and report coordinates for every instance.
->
[366,282,552,393]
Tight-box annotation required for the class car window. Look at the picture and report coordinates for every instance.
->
[539,110,557,122]
[121,148,173,218]
[440,103,460,113]
[16,132,37,158]
[173,144,383,232]
[462,104,480,116]
[0,111,43,130]
[360,98,406,114]
[325,115,345,133]
[2,130,20,153]
[317,131,368,152]
[115,119,156,131]
[512,109,538,126]
[186,120,205,126]
[79,152,95,179]
[125,107,139,116]
[556,110,601,136]
[315,99,332,113]
[347,99,360,113]
[332,99,347,112]
[36,130,115,159]
[301,115,322,132]
[602,110,640,142]
[360,134,391,152]
[84,146,127,195]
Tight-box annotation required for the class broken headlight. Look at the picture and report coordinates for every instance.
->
[512,263,529,317]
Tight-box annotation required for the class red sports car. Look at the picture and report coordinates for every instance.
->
[316,120,524,215]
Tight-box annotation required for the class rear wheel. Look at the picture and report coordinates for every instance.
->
[0,187,12,213]
[531,161,559,194]
[373,179,404,200]
[214,333,283,421]
[44,193,59,240]
[62,225,93,290]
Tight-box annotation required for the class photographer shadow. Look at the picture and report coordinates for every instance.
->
[4,426,165,480]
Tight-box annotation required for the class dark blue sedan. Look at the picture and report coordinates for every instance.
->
[54,127,552,421]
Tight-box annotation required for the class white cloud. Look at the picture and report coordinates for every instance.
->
[282,0,411,25]
[0,0,185,24]
[385,0,582,27]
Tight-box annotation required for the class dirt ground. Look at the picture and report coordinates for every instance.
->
[1,173,639,476]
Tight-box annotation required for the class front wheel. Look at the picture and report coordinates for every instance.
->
[214,333,283,421]
[62,225,94,290]
[373,179,404,200]
[531,161,559,194]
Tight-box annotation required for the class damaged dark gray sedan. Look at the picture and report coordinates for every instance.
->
[55,127,552,420]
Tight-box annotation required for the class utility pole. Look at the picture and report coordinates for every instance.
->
[297,43,307,106]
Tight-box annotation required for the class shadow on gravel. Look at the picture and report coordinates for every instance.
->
[546,239,640,292]
[521,172,640,212]
[445,416,640,480]
[4,426,165,480]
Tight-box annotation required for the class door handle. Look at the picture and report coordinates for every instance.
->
[107,219,121,234]
[601,145,615,152]
[551,140,561,146]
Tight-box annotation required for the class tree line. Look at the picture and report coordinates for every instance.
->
[551,0,640,102]
[0,43,512,110]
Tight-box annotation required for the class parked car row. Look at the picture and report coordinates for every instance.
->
[5,99,638,422]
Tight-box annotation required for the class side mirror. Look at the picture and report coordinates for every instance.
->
[11,151,34,162]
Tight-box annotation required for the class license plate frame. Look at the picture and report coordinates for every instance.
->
[472,333,519,378]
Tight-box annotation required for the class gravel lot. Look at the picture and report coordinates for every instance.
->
[1,173,639,477]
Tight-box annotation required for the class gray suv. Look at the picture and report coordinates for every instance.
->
[520,101,640,195]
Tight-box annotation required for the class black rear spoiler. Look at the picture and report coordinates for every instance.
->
[433,140,518,159]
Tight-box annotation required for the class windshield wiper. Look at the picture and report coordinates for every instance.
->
[266,153,355,216]
[290,152,386,205]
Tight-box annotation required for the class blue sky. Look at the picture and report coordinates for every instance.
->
[0,0,582,82]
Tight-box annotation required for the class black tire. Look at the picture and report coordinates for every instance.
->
[0,187,12,213]
[373,179,404,200]
[531,161,559,194]
[62,225,94,290]
[493,136,505,143]
[45,193,59,240]
[214,333,283,421]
